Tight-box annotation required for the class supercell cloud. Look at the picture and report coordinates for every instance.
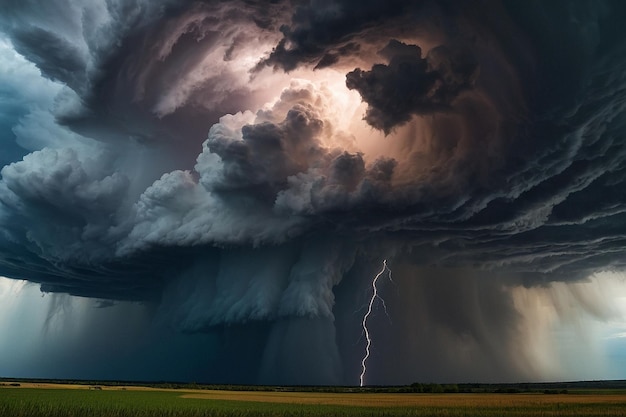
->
[1,0,626,385]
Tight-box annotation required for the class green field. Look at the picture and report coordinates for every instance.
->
[2,385,626,416]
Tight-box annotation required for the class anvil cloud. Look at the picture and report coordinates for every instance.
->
[1,0,626,385]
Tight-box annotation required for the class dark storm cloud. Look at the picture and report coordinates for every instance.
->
[0,0,289,159]
[346,39,479,133]
[261,0,411,71]
[1,0,626,385]
[11,27,87,92]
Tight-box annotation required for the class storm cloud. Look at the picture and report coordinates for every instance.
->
[1,0,626,385]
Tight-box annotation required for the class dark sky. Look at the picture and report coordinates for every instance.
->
[1,0,626,385]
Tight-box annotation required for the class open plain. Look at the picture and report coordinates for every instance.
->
[2,382,626,416]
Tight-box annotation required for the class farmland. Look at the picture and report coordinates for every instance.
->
[1,382,626,416]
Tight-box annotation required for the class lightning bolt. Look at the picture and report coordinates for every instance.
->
[359,259,392,387]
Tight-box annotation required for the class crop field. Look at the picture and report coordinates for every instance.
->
[1,383,626,416]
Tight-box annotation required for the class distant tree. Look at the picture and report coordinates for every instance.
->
[432,384,444,393]
[444,384,459,393]
[410,383,423,393]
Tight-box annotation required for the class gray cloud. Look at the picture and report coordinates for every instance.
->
[0,0,625,385]
[260,0,420,71]
[346,40,478,133]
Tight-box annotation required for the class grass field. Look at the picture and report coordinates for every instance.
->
[2,384,626,416]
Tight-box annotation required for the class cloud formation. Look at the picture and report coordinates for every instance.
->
[0,0,626,385]
[346,40,479,133]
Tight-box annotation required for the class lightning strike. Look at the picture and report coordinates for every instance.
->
[359,259,393,387]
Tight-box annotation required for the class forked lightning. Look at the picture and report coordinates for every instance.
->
[359,259,393,387]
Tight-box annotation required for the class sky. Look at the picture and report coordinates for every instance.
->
[0,0,626,386]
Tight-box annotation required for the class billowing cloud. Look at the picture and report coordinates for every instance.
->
[0,0,626,385]
[346,40,479,133]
